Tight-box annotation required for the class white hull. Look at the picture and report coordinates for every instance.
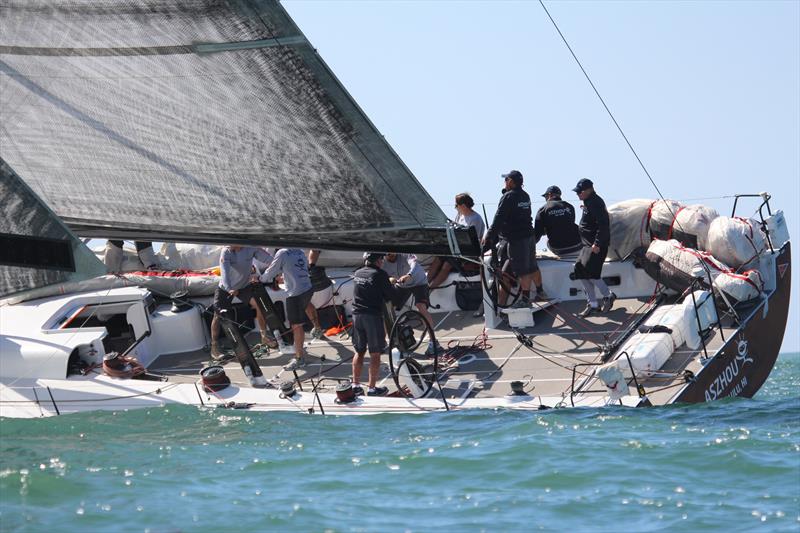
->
[0,374,640,418]
[1,211,791,418]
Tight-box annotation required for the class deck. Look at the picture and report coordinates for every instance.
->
[149,296,730,409]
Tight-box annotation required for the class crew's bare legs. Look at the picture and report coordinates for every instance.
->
[352,350,381,388]
[210,313,221,357]
[305,302,321,330]
[428,261,453,289]
[249,297,272,345]
[291,323,304,358]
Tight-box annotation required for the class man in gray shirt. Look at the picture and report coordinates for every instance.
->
[211,246,275,385]
[260,248,321,370]
[382,253,441,355]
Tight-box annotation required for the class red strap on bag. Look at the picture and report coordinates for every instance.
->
[721,269,763,292]
[667,205,686,240]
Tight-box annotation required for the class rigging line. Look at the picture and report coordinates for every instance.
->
[474,342,525,388]
[524,336,601,368]
[538,0,685,233]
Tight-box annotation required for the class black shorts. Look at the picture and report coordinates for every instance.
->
[352,313,386,354]
[392,284,430,308]
[285,288,313,325]
[214,284,256,313]
[574,245,608,280]
[502,236,538,276]
[547,242,583,256]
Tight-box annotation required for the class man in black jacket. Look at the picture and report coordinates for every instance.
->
[572,178,616,316]
[482,170,544,307]
[534,185,583,255]
[351,253,400,396]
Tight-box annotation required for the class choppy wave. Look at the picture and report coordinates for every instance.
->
[1,353,798,532]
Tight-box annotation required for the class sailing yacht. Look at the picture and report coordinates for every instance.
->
[0,1,791,417]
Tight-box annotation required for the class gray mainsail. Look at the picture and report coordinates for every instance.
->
[0,158,107,299]
[0,1,476,255]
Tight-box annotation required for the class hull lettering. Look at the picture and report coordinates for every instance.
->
[704,338,754,401]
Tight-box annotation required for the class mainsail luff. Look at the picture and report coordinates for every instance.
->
[0,0,477,256]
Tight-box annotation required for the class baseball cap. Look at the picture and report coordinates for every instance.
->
[542,185,561,198]
[501,170,523,184]
[572,178,594,193]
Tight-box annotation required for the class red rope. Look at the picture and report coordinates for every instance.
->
[717,269,763,293]
[128,269,215,278]
[667,205,686,240]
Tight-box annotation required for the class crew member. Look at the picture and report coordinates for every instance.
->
[104,240,159,272]
[382,252,441,355]
[481,170,544,307]
[307,249,333,338]
[428,193,485,288]
[534,185,583,256]
[211,246,276,364]
[572,178,616,316]
[260,248,321,371]
[351,253,401,396]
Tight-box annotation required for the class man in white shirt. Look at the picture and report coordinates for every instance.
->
[428,193,485,289]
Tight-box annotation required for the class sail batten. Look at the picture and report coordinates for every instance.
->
[0,0,477,256]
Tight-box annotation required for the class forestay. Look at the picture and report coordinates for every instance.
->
[0,0,476,256]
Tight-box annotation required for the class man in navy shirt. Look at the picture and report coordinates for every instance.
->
[351,253,401,396]
[572,178,616,316]
[534,185,582,255]
[482,170,544,307]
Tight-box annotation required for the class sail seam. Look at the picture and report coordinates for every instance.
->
[0,37,306,57]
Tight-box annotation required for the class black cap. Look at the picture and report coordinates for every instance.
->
[501,170,523,185]
[542,185,561,198]
[572,178,594,193]
[363,252,385,264]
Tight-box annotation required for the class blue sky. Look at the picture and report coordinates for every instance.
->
[283,0,800,353]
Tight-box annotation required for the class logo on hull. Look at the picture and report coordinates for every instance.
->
[704,336,754,401]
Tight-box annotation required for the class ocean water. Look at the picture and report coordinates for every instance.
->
[1,354,798,532]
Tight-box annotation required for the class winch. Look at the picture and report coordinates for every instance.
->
[199,365,230,392]
[335,382,358,404]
